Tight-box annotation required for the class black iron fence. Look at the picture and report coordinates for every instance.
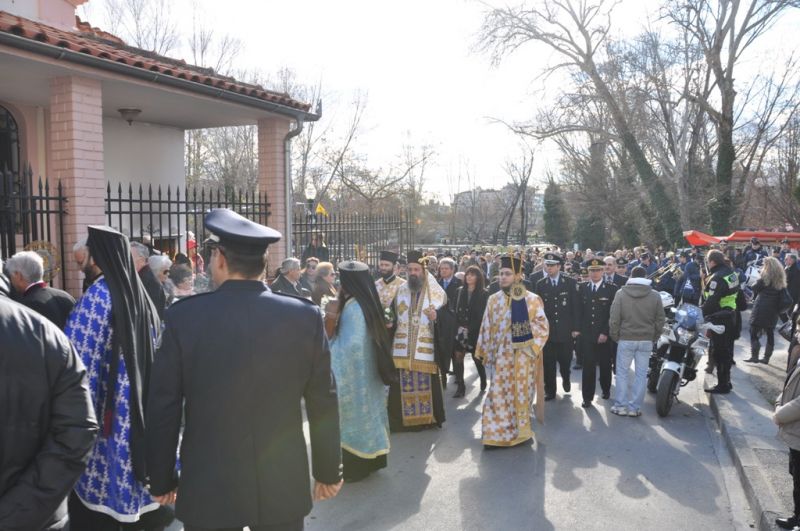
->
[105,183,270,256]
[0,167,67,287]
[292,209,415,267]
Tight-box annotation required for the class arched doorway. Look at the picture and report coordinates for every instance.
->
[0,104,20,185]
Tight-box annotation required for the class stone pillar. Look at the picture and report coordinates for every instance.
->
[50,76,105,296]
[257,117,291,271]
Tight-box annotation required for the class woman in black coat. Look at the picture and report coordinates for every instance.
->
[452,265,489,397]
[746,256,788,365]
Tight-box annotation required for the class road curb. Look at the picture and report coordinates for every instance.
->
[707,366,789,531]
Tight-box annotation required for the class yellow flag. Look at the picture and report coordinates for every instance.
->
[315,202,329,216]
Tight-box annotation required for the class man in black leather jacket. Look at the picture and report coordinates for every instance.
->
[0,294,98,530]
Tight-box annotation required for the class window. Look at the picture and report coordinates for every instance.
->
[0,104,20,192]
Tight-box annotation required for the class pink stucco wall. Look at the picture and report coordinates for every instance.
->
[50,75,105,295]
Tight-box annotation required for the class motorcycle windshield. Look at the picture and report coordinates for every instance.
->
[675,304,704,331]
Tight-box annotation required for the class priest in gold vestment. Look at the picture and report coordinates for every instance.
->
[387,250,447,431]
[375,250,405,310]
[476,255,549,448]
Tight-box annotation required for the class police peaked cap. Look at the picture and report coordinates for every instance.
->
[543,252,563,265]
[583,258,604,270]
[203,208,281,253]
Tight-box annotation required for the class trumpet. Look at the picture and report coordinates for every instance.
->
[648,262,682,283]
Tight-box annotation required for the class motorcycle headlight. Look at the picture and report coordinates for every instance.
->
[675,327,691,346]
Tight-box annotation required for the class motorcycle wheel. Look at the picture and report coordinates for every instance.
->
[656,370,679,417]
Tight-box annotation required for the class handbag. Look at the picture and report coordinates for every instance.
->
[779,320,793,342]
[780,288,794,313]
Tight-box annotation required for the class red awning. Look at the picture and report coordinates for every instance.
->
[683,230,800,248]
[682,230,720,247]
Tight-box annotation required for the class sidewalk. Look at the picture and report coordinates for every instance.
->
[708,323,793,531]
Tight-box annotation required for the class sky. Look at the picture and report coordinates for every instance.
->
[80,0,800,203]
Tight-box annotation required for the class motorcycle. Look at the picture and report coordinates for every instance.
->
[647,303,725,417]
[742,258,763,304]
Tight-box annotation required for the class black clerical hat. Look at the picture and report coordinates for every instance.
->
[379,250,399,263]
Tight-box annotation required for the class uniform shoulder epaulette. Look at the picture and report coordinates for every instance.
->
[271,290,317,305]
[168,290,215,308]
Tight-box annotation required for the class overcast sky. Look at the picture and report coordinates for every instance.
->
[81,0,800,203]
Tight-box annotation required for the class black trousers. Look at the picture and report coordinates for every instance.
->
[709,312,735,389]
[185,519,303,531]
[543,341,572,396]
[750,325,775,351]
[791,448,800,518]
[581,340,612,402]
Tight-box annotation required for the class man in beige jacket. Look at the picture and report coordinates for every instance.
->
[774,351,800,530]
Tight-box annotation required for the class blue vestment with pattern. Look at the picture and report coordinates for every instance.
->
[330,299,390,459]
[65,278,159,522]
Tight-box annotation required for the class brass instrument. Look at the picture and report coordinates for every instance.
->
[655,263,683,283]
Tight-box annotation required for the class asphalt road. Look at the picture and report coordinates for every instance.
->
[305,361,754,531]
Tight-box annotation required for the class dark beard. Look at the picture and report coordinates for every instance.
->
[381,271,395,281]
[408,275,422,292]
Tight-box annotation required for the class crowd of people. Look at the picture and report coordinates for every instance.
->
[7,216,800,530]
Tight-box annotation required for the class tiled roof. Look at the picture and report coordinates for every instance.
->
[0,11,311,113]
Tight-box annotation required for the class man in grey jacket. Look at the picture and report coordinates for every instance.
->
[609,266,665,417]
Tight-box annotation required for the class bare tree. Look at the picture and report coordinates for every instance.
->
[101,0,180,54]
[667,0,800,232]
[478,0,682,243]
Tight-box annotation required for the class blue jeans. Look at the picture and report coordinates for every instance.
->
[614,340,652,412]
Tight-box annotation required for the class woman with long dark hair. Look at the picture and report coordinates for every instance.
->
[330,261,395,482]
[452,265,489,397]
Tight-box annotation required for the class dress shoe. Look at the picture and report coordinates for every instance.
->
[602,392,610,400]
[776,515,798,529]
[453,384,466,398]
[545,394,556,401]
[704,385,732,394]
[581,401,592,408]
[743,356,760,363]
[563,381,571,393]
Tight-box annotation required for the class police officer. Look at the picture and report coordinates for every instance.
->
[535,252,580,400]
[702,249,740,394]
[602,256,627,287]
[146,209,342,531]
[577,258,618,407]
[674,251,701,305]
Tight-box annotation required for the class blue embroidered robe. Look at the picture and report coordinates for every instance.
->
[65,278,159,522]
[330,299,390,459]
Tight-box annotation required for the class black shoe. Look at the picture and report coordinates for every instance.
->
[743,357,760,363]
[705,385,732,394]
[545,394,556,401]
[563,381,571,393]
[581,401,592,408]
[760,358,772,365]
[776,516,798,529]
[602,392,610,400]
[480,380,487,392]
[453,384,466,398]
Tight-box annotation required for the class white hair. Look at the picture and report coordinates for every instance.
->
[6,251,44,283]
[148,254,172,273]
[130,241,149,260]
[73,236,88,253]
[280,257,301,274]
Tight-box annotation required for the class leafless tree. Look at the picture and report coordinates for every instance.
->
[100,0,180,55]
[666,0,800,232]
[478,0,682,242]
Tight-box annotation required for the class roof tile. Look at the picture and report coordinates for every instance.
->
[0,11,310,113]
